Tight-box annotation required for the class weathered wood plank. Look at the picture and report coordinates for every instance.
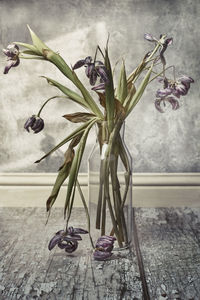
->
[0,208,142,300]
[1,207,200,299]
[135,208,200,300]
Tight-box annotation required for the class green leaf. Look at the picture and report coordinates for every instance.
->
[105,46,115,132]
[35,119,95,163]
[116,60,128,104]
[123,84,136,110]
[126,64,153,116]
[14,42,41,56]
[71,71,104,118]
[42,51,103,119]
[27,25,50,54]
[46,147,74,212]
[64,118,97,219]
[42,76,89,109]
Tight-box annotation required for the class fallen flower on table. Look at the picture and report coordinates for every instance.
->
[48,227,88,253]
[93,235,116,261]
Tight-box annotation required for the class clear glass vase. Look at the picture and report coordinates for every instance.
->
[88,121,133,250]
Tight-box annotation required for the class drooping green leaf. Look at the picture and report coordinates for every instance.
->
[46,147,74,212]
[64,118,97,219]
[35,120,95,163]
[116,60,128,104]
[57,133,83,171]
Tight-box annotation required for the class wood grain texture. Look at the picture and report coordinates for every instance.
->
[135,208,200,300]
[0,208,141,300]
[0,208,200,299]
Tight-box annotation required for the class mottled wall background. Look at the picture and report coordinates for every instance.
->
[0,0,199,173]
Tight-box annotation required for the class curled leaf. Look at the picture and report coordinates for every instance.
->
[63,112,95,123]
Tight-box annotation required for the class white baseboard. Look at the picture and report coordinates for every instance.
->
[0,173,200,207]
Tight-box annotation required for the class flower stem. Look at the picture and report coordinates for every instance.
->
[37,95,66,117]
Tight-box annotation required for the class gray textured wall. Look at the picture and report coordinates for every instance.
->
[0,0,199,173]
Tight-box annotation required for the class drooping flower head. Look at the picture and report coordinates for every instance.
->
[72,56,109,89]
[24,115,44,134]
[155,75,194,113]
[48,227,88,253]
[144,33,173,66]
[3,44,20,74]
[93,235,116,261]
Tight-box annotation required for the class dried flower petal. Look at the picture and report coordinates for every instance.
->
[84,56,92,64]
[3,44,20,74]
[90,69,98,86]
[98,235,116,242]
[93,250,112,261]
[166,96,180,110]
[63,234,82,241]
[68,227,88,235]
[179,75,194,84]
[85,63,95,78]
[65,241,78,253]
[48,235,62,250]
[72,59,86,70]
[96,66,109,84]
[144,33,157,42]
[156,88,172,98]
[155,99,164,113]
[91,83,105,91]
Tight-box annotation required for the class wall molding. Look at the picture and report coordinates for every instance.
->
[0,173,200,207]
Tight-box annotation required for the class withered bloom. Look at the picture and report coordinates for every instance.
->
[155,75,194,113]
[72,56,109,88]
[24,115,44,134]
[3,44,20,74]
[155,97,180,113]
[48,227,88,253]
[144,33,173,66]
[93,235,116,261]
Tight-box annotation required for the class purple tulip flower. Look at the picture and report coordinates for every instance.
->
[24,115,44,134]
[155,75,194,112]
[72,56,109,89]
[3,44,20,74]
[93,235,116,261]
[48,227,88,253]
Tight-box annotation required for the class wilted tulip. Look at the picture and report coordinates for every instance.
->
[73,55,109,88]
[3,44,20,74]
[93,235,116,261]
[48,227,88,253]
[24,115,44,134]
[155,96,180,113]
[144,34,173,66]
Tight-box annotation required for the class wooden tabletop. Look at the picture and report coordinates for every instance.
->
[0,207,199,300]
